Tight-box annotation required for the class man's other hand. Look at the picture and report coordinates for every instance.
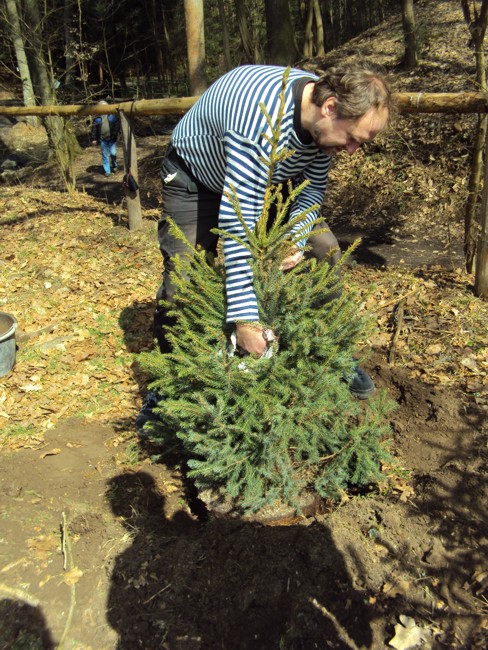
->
[281,248,303,271]
[236,323,270,356]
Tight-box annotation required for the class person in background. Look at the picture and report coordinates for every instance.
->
[91,100,120,177]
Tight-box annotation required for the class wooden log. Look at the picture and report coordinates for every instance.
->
[0,97,197,117]
[1,92,488,117]
[394,91,488,114]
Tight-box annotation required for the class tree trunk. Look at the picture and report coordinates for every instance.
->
[5,0,38,125]
[217,0,232,71]
[235,0,254,63]
[400,0,417,69]
[184,0,207,96]
[64,0,74,87]
[475,120,488,297]
[460,0,488,273]
[303,1,314,57]
[22,0,79,192]
[313,0,325,57]
[264,0,300,65]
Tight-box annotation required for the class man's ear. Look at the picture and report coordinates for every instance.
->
[321,96,337,117]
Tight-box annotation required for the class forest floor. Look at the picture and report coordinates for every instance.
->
[0,1,487,649]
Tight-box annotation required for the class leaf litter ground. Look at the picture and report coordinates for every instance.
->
[1,2,488,648]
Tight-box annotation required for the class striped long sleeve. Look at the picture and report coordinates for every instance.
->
[172,65,331,323]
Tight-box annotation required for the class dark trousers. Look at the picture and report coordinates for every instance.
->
[154,146,341,349]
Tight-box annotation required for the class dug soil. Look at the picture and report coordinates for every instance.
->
[1,1,487,649]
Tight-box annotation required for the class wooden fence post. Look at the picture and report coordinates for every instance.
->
[119,110,143,231]
[475,127,488,297]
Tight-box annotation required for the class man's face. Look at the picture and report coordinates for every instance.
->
[311,99,388,156]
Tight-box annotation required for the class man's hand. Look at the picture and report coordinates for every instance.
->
[91,140,98,146]
[281,248,303,271]
[236,322,271,356]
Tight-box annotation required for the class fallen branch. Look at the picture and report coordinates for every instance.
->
[388,297,406,365]
[310,597,362,650]
[58,512,77,649]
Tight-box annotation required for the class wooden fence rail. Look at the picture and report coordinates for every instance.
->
[1,92,488,117]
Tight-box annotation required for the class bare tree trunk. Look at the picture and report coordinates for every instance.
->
[475,123,488,296]
[22,0,79,192]
[147,0,165,84]
[313,0,325,56]
[401,0,417,69]
[303,1,314,57]
[184,0,207,96]
[217,0,232,71]
[235,0,254,63]
[460,0,488,274]
[64,0,74,87]
[5,0,38,125]
[264,0,300,65]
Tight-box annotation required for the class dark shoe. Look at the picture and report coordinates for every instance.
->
[348,366,375,400]
[111,164,118,172]
[135,390,161,436]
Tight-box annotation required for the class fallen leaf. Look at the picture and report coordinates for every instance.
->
[425,343,442,355]
[63,567,84,586]
[389,614,432,649]
[40,448,62,459]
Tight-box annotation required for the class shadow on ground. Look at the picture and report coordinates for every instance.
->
[105,471,375,650]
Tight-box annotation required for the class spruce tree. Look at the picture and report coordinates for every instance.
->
[139,72,393,514]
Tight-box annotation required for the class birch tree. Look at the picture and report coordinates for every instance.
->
[4,0,38,125]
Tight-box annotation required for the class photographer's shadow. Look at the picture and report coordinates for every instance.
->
[0,598,55,649]
[106,471,374,649]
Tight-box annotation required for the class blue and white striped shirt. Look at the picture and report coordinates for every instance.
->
[172,65,332,323]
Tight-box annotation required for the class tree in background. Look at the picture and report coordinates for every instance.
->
[303,0,325,58]
[4,0,80,190]
[184,0,207,95]
[460,0,488,279]
[4,0,38,125]
[264,0,300,65]
[400,0,417,69]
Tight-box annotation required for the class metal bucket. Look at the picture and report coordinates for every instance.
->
[0,312,18,377]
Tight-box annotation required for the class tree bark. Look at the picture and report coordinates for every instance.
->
[313,0,325,57]
[217,0,232,71]
[64,0,74,87]
[400,0,417,69]
[475,122,488,296]
[303,1,314,57]
[264,0,300,65]
[184,0,207,96]
[5,0,38,125]
[235,0,254,63]
[460,0,488,274]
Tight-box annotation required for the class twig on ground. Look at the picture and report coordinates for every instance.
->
[380,287,419,310]
[310,597,362,650]
[388,297,406,365]
[58,512,77,649]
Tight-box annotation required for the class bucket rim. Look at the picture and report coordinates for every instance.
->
[0,311,18,342]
